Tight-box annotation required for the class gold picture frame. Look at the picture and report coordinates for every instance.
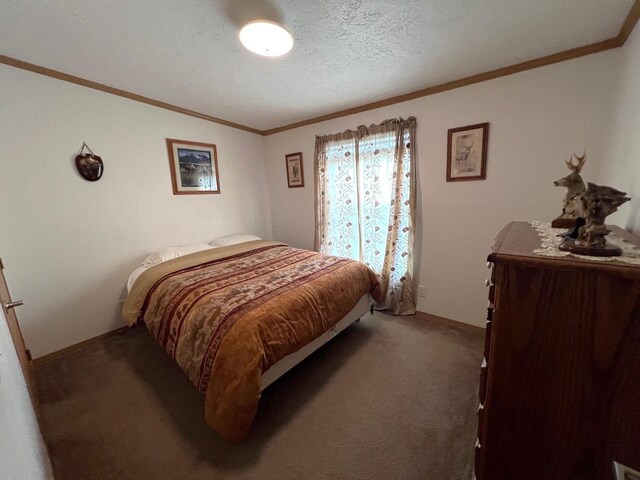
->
[166,138,220,195]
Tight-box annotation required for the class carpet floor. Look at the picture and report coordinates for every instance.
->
[35,312,484,480]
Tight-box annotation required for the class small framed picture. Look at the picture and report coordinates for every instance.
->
[446,123,489,182]
[285,152,304,188]
[166,139,220,195]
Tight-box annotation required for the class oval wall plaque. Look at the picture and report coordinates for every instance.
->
[75,153,104,181]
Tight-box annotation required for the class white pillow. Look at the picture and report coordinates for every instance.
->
[209,234,261,248]
[127,265,150,293]
[142,243,214,267]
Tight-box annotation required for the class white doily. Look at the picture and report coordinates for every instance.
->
[529,221,640,266]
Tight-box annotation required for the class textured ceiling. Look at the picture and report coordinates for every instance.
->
[0,0,634,131]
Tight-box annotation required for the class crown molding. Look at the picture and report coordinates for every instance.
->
[0,55,263,135]
[617,0,640,46]
[1,0,638,136]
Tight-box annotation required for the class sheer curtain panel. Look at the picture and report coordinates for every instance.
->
[314,117,416,315]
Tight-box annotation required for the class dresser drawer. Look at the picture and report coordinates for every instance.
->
[485,263,496,304]
[474,438,483,480]
[477,402,485,442]
[479,358,488,404]
[483,313,492,360]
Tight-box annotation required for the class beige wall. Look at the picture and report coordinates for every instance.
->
[264,50,621,328]
[597,26,640,234]
[0,65,272,357]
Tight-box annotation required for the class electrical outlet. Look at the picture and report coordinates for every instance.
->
[417,285,426,297]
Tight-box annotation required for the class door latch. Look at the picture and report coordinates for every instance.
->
[4,300,24,311]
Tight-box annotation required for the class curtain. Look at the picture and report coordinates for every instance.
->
[314,117,416,315]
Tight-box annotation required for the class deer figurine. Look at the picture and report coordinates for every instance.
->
[552,153,587,227]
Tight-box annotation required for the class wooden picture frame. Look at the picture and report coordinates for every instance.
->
[446,122,489,182]
[166,138,220,195]
[285,152,304,188]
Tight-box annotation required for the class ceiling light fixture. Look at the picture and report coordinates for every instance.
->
[239,20,293,57]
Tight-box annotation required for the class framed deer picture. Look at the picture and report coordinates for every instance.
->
[446,123,489,182]
[285,152,304,188]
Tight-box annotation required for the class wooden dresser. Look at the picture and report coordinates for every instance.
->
[475,222,640,480]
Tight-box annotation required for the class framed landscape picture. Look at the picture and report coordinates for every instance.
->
[166,139,220,194]
[446,122,489,182]
[285,152,304,188]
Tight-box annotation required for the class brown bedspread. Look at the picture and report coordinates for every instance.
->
[122,240,381,440]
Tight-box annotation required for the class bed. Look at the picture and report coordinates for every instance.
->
[122,239,381,440]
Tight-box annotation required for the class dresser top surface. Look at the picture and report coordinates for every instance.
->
[489,222,640,275]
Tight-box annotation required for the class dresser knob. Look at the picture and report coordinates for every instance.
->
[484,279,492,287]
[486,262,493,269]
